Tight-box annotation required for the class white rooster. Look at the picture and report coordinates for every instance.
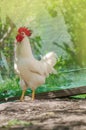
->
[14,27,57,101]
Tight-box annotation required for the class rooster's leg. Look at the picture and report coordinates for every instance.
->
[32,89,35,100]
[20,90,26,101]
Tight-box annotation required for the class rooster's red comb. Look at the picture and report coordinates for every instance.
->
[18,27,32,36]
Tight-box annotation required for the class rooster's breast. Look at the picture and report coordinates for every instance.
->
[17,59,45,90]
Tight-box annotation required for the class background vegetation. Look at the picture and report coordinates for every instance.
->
[0,0,86,101]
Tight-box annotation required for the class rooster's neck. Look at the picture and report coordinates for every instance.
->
[16,36,33,58]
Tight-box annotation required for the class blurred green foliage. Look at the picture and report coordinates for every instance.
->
[0,18,15,78]
[61,0,86,66]
[0,0,86,100]
[45,0,86,67]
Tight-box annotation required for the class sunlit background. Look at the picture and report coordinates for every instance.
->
[0,0,86,100]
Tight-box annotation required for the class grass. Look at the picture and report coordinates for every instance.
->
[71,94,86,99]
[6,119,33,128]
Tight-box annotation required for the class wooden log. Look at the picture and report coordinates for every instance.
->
[35,86,86,99]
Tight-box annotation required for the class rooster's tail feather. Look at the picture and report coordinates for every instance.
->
[42,52,57,75]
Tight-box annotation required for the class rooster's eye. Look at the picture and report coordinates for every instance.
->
[21,32,25,35]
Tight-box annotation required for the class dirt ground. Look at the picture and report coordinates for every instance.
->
[0,97,86,130]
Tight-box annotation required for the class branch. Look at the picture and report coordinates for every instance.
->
[0,16,16,44]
